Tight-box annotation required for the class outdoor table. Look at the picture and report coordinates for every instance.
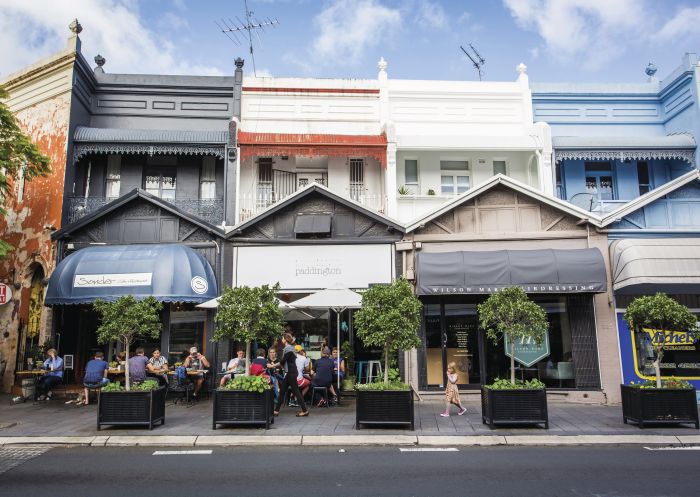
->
[167,369,209,377]
[14,370,46,402]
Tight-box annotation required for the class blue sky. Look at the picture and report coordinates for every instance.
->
[2,0,700,84]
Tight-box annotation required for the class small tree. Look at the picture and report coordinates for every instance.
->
[478,287,549,385]
[1,86,51,258]
[213,284,284,375]
[354,279,422,384]
[624,293,697,388]
[93,296,163,391]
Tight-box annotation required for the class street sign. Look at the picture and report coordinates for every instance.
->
[504,332,550,367]
[0,283,12,305]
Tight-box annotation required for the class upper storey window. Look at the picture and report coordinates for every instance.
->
[440,160,469,195]
[145,167,177,200]
[585,162,614,201]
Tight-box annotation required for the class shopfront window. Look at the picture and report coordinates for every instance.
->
[631,317,700,379]
[168,309,205,362]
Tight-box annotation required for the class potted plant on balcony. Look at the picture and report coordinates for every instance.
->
[354,278,421,430]
[622,293,699,429]
[93,295,165,430]
[478,286,550,429]
[212,283,283,429]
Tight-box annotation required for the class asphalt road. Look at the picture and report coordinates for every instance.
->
[2,445,699,496]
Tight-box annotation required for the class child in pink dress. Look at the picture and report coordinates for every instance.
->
[441,362,467,417]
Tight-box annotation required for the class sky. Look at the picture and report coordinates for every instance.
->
[1,0,700,84]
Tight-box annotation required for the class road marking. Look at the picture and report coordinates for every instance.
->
[644,446,700,451]
[399,448,459,452]
[152,450,213,455]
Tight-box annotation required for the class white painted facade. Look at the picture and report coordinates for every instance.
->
[238,62,552,223]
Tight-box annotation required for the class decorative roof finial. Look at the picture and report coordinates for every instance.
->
[378,57,388,72]
[645,62,658,78]
[94,54,106,73]
[516,62,527,75]
[69,18,82,35]
[235,58,244,69]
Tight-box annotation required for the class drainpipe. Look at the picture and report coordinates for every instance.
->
[225,58,244,226]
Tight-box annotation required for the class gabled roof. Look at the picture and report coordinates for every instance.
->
[226,183,404,237]
[52,189,226,239]
[600,170,700,227]
[403,174,602,233]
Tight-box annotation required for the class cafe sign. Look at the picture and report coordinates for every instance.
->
[73,273,153,288]
[0,283,12,305]
[504,333,550,367]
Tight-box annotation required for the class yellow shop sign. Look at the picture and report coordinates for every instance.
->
[643,328,697,348]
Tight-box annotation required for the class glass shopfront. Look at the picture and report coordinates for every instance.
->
[421,295,588,390]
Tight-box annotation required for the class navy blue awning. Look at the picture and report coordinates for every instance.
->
[45,244,217,305]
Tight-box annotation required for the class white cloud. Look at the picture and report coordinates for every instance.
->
[503,0,650,69]
[415,1,448,29]
[0,0,223,78]
[457,11,471,24]
[308,0,401,66]
[655,6,700,41]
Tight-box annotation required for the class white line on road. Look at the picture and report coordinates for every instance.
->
[152,450,213,455]
[399,448,459,452]
[644,446,700,451]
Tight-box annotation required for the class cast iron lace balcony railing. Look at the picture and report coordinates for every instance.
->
[67,196,224,225]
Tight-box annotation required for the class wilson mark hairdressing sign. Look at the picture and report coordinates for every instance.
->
[423,284,604,295]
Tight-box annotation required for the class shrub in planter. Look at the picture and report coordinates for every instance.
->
[621,378,699,429]
[354,279,421,430]
[478,287,550,429]
[98,380,166,430]
[213,375,274,429]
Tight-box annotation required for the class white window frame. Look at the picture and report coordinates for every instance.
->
[403,158,419,195]
[200,156,217,199]
[439,159,470,196]
[492,158,508,176]
[105,154,121,199]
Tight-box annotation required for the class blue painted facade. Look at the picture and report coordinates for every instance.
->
[532,53,700,209]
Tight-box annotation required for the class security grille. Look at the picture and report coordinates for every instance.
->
[349,159,364,201]
[256,158,273,208]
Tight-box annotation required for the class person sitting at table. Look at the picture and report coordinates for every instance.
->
[147,348,169,386]
[266,348,284,402]
[250,348,270,378]
[294,346,311,404]
[219,349,246,387]
[184,346,210,398]
[311,347,336,406]
[128,347,150,384]
[115,351,126,367]
[81,351,110,406]
[36,348,63,401]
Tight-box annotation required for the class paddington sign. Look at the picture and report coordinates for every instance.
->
[73,273,153,288]
[0,283,12,305]
[236,244,393,290]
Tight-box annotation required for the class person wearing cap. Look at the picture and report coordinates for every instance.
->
[293,345,311,405]
[183,346,210,398]
[312,347,336,406]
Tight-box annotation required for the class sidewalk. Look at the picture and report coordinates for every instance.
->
[1,394,698,446]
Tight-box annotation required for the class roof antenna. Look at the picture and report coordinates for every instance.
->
[460,43,486,81]
[215,0,279,77]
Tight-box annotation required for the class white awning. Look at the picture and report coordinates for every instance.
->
[611,238,700,294]
[554,134,696,165]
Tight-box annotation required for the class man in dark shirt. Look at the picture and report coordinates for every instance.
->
[128,347,150,384]
[82,351,110,405]
[312,347,336,406]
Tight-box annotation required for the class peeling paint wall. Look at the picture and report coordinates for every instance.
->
[0,46,75,392]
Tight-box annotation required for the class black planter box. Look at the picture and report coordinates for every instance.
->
[97,386,166,430]
[481,387,548,429]
[620,384,699,429]
[213,389,274,429]
[355,389,414,430]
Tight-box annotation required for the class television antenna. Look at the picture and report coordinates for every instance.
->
[215,0,279,76]
[460,43,486,81]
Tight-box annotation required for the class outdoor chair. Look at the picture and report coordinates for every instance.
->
[311,386,329,408]
[167,374,193,404]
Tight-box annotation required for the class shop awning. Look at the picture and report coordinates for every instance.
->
[72,126,228,164]
[45,244,217,305]
[416,248,607,295]
[611,238,700,294]
[553,134,696,165]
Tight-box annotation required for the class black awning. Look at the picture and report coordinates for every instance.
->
[416,248,607,295]
[45,243,218,305]
[294,214,331,234]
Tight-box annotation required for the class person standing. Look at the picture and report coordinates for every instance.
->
[274,333,308,417]
[36,348,63,400]
[440,362,467,417]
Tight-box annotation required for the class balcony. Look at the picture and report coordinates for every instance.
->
[67,196,224,225]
